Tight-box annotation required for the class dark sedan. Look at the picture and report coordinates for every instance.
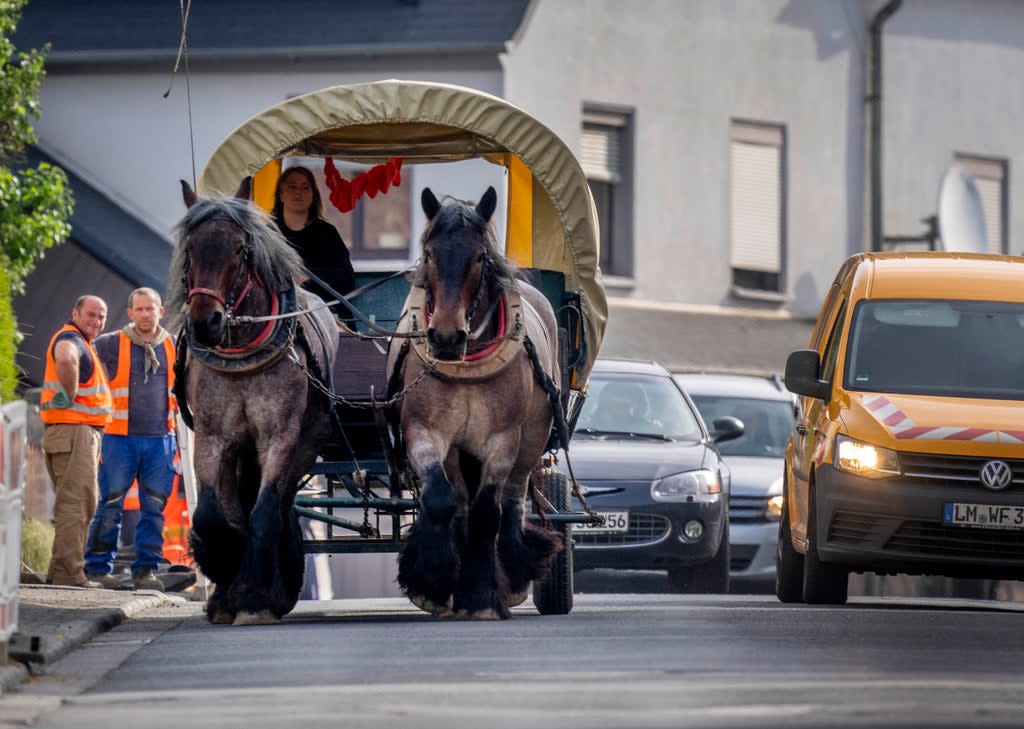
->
[567,359,742,592]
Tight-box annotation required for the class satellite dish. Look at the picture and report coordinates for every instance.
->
[936,164,987,252]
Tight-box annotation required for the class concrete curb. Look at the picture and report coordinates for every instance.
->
[1,589,169,694]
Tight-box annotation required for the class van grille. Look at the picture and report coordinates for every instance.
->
[899,453,1024,487]
[729,494,768,522]
[828,511,881,545]
[886,520,1024,560]
[573,513,670,547]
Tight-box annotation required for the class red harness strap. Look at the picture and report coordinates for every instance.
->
[216,288,279,354]
[187,287,226,305]
[464,296,506,362]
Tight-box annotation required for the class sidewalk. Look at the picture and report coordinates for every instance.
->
[0,584,182,693]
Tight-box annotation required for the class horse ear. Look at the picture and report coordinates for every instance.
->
[476,186,497,223]
[181,180,198,208]
[235,176,253,201]
[421,188,441,220]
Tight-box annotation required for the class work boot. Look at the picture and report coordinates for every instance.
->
[132,568,164,591]
[86,573,130,591]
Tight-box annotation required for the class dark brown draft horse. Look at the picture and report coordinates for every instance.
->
[387,186,564,619]
[169,179,337,625]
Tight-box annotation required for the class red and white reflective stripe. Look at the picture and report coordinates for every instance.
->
[862,394,914,430]
[893,426,998,442]
[860,394,1000,441]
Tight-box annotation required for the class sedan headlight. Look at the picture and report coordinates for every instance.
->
[765,476,783,521]
[651,469,721,501]
[834,435,900,479]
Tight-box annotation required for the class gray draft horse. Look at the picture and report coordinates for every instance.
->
[169,179,337,625]
[387,186,564,619]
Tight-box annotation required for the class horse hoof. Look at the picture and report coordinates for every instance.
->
[210,609,235,625]
[233,610,281,626]
[454,607,502,621]
[409,594,453,617]
[506,589,529,608]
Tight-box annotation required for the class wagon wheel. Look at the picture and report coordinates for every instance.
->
[532,466,574,615]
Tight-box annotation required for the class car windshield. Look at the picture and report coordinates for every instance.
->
[690,395,793,457]
[575,374,703,440]
[844,299,1024,400]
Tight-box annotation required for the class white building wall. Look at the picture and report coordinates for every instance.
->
[29,0,1024,316]
[504,0,863,316]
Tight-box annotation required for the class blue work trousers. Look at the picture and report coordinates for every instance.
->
[85,434,177,575]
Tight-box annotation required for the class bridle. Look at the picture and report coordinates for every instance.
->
[184,241,262,318]
[424,249,492,340]
[182,236,283,354]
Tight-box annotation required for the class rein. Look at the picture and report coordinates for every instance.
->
[229,268,428,340]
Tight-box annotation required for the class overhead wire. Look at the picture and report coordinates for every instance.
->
[163,0,196,188]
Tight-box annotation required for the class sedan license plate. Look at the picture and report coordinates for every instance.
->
[944,502,1024,530]
[574,511,628,534]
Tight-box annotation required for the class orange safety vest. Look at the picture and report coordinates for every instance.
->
[39,324,113,427]
[105,332,177,436]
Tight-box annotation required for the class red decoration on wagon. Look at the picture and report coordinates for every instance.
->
[323,157,403,213]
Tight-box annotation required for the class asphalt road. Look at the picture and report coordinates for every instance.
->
[3,591,1024,729]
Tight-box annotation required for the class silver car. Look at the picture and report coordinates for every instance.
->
[673,373,795,590]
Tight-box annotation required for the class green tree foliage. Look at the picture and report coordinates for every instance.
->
[0,267,15,399]
[0,0,73,297]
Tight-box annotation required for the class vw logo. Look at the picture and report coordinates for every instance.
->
[979,460,1013,491]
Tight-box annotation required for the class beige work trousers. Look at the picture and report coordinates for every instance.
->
[43,423,102,586]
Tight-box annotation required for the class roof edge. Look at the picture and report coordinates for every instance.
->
[42,43,506,68]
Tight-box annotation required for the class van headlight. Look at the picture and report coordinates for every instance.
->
[651,469,721,501]
[834,435,900,479]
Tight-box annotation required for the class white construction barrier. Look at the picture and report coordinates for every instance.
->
[0,401,27,641]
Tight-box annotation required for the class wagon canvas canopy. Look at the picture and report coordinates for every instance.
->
[197,79,607,383]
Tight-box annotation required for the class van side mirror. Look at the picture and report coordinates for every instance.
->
[710,416,744,444]
[784,349,831,401]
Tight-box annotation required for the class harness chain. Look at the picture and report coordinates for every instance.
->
[521,336,602,525]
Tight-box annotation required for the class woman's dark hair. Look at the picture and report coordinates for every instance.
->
[271,165,324,225]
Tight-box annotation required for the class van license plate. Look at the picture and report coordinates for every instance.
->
[574,511,629,533]
[944,502,1024,530]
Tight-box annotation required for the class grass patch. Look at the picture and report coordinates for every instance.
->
[20,518,53,574]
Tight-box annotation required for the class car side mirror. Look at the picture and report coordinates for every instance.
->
[710,416,744,444]
[784,349,831,401]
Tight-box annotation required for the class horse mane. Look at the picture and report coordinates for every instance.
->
[411,195,521,294]
[166,195,306,326]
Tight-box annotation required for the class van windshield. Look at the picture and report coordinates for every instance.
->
[844,299,1024,400]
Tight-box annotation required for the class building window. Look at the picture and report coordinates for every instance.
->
[955,154,1008,254]
[285,156,412,261]
[582,108,633,278]
[729,121,786,294]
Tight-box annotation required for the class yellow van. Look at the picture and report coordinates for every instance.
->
[779,252,1024,604]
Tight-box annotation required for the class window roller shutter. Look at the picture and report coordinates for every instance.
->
[582,125,621,183]
[975,177,1002,253]
[730,140,781,272]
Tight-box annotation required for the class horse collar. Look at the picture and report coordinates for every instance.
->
[407,287,525,382]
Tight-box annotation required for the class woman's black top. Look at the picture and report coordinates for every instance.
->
[278,217,356,306]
